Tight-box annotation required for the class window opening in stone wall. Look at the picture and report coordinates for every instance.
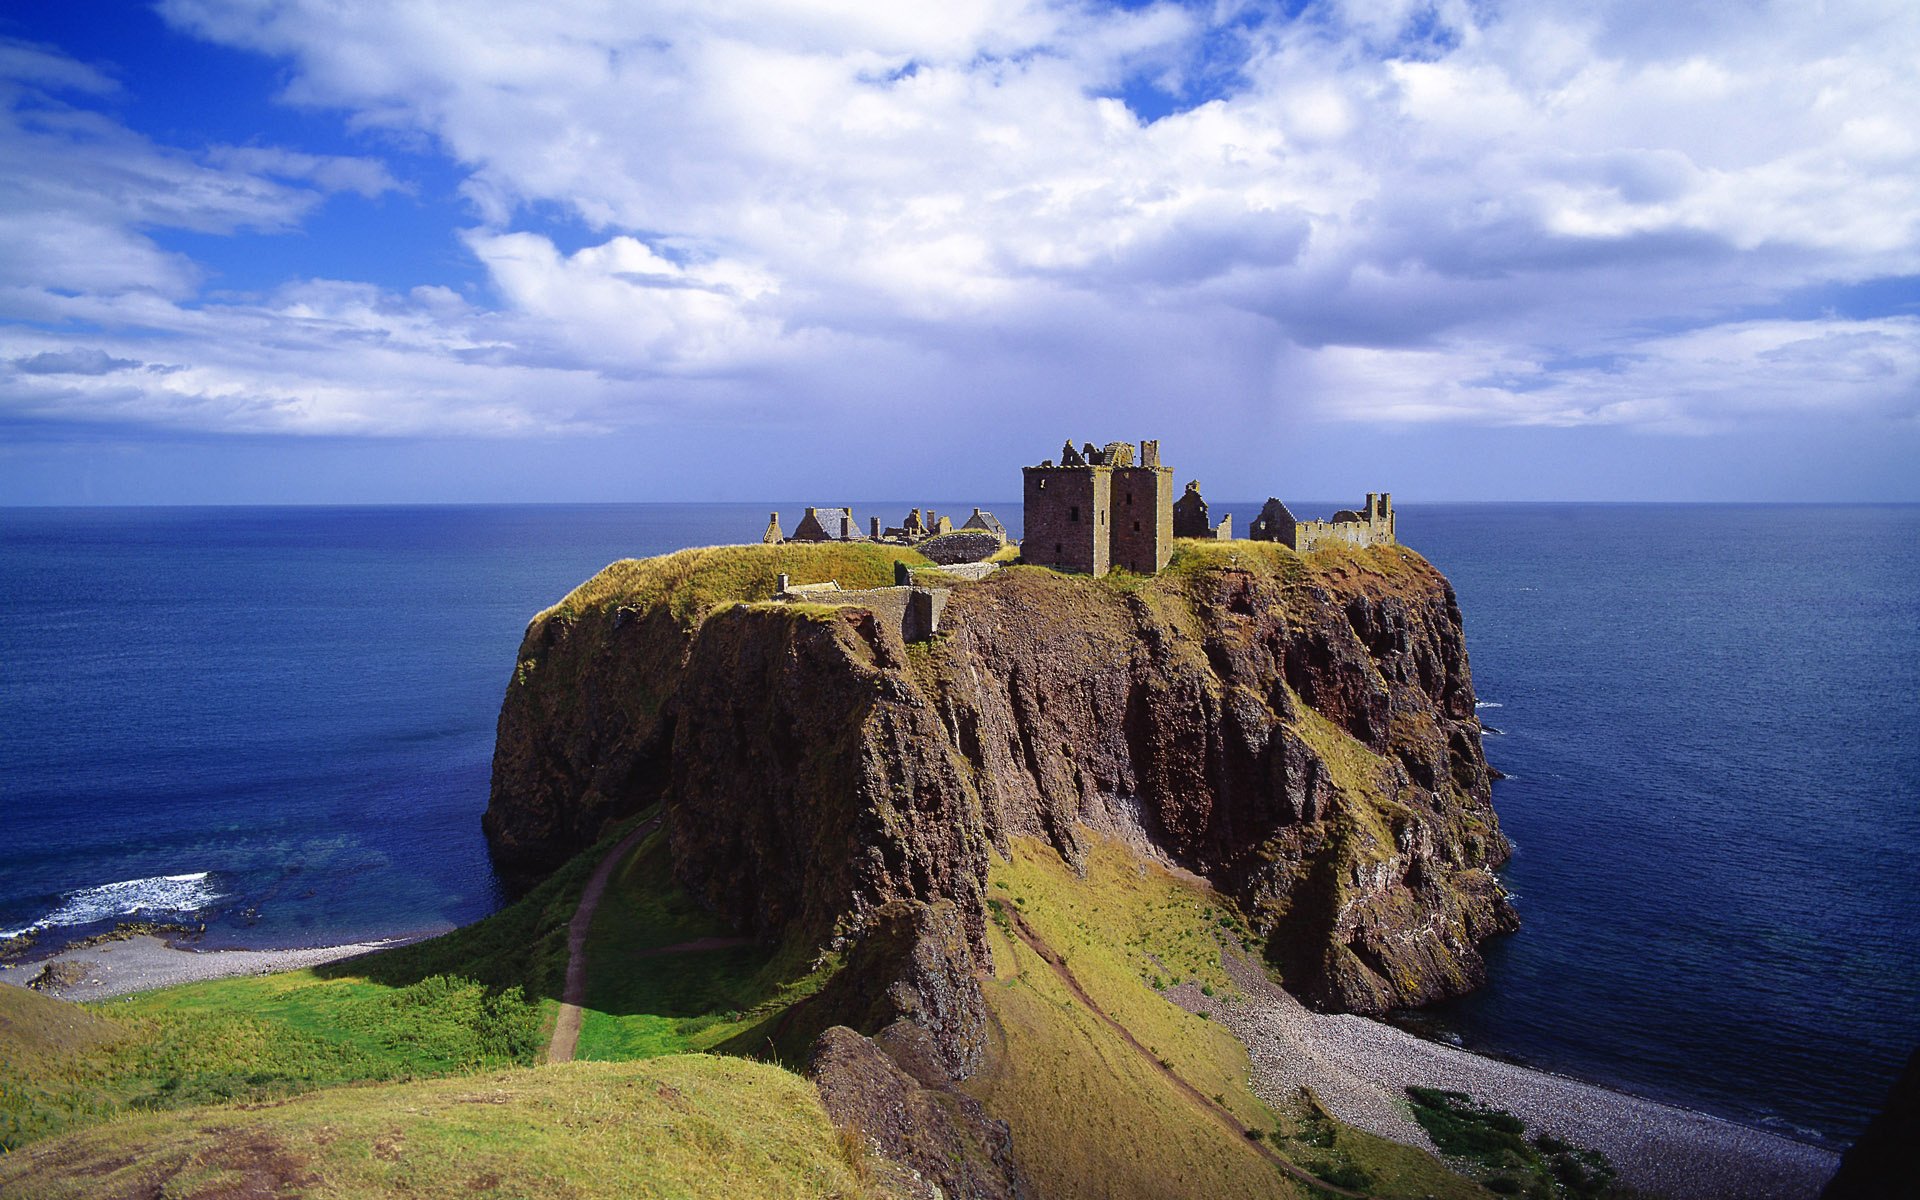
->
[1070,505,1080,522]
[1054,543,1062,556]
[1134,520,1141,531]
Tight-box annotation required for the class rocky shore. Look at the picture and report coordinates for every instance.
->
[1170,948,1838,1200]
[0,933,424,1002]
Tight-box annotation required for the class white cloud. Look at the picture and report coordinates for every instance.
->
[3,2,1918,449]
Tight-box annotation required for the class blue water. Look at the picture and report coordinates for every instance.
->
[1,503,1914,1148]
[0,505,762,947]
[1399,504,1920,1149]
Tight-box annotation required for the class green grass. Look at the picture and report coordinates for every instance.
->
[571,827,836,1061]
[1407,1087,1619,1199]
[972,835,1300,1199]
[0,816,652,1151]
[539,542,932,629]
[0,1056,889,1200]
[969,835,1490,1200]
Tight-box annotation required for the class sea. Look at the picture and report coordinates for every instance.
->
[1,503,1915,1149]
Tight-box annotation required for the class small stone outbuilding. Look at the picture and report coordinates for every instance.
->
[790,507,866,542]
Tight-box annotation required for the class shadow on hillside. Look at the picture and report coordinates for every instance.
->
[310,810,807,1028]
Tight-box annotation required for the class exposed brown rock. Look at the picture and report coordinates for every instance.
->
[810,1026,1029,1200]
[485,542,1514,1014]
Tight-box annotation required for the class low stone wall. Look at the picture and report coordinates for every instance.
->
[777,583,949,641]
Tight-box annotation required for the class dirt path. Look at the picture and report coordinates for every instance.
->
[545,816,661,1065]
[1002,908,1370,1200]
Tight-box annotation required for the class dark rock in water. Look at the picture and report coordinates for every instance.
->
[26,959,91,992]
[486,542,1514,1015]
[1822,1046,1920,1199]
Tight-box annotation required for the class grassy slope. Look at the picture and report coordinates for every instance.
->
[0,816,646,1151]
[571,824,834,1061]
[968,835,1487,1200]
[0,1057,885,1200]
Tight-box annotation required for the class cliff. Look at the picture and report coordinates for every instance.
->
[485,539,1514,1017]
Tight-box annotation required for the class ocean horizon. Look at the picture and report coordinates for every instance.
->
[3,501,1914,1150]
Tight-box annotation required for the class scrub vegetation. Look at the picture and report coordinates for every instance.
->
[1407,1087,1620,1199]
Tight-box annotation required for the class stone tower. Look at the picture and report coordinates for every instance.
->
[1022,438,1173,576]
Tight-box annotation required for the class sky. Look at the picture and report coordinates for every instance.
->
[1,0,1917,504]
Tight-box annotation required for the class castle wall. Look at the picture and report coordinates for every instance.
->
[1110,465,1173,573]
[1022,465,1111,575]
[1248,498,1299,547]
[776,584,948,642]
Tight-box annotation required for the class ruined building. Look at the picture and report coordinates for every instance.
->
[960,507,1007,543]
[1022,438,1173,577]
[878,508,954,543]
[789,507,865,542]
[1247,492,1396,551]
[1172,481,1232,540]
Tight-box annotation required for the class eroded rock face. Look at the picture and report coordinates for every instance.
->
[486,545,1515,1014]
[811,1026,1030,1200]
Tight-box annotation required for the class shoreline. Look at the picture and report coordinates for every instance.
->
[0,922,1846,1198]
[0,930,434,1002]
[1174,949,1839,1200]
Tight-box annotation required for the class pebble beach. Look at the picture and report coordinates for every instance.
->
[0,933,420,1003]
[1171,950,1839,1200]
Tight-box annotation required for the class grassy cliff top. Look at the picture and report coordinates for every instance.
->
[1163,537,1435,593]
[536,537,1434,633]
[537,542,934,629]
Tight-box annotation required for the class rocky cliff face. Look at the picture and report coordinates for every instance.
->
[486,541,1514,1016]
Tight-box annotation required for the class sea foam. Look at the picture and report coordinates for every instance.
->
[1,871,224,939]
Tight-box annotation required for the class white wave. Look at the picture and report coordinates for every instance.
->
[1476,701,1503,709]
[1,871,224,940]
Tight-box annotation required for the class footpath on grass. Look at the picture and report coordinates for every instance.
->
[544,815,758,1064]
[1002,906,1373,1200]
[547,817,662,1064]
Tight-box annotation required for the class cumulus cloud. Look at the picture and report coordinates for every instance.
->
[2,2,1917,448]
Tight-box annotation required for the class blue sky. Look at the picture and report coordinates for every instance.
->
[1,0,1917,503]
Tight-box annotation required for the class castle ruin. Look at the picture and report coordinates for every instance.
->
[1246,492,1396,551]
[1022,439,1173,577]
[769,444,1396,594]
[1173,481,1232,541]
